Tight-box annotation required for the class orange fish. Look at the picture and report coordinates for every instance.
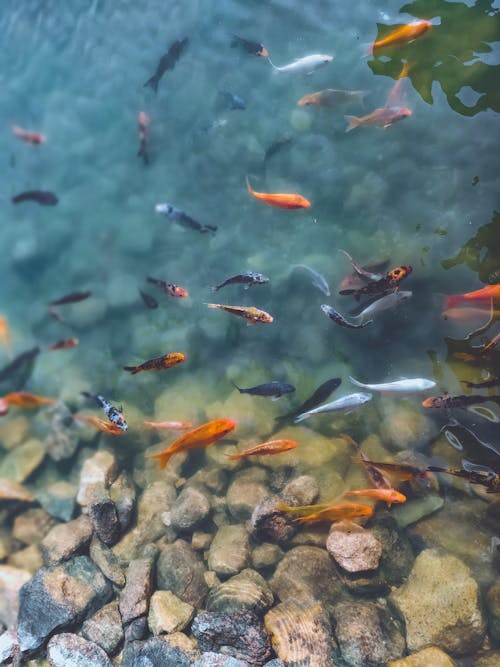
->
[444,285,500,310]
[47,338,79,351]
[227,438,298,461]
[246,177,311,210]
[344,488,407,507]
[123,352,185,375]
[0,317,12,356]
[149,418,237,469]
[353,455,430,483]
[11,125,46,145]
[442,306,498,322]
[143,419,194,430]
[74,413,124,435]
[206,303,273,325]
[371,20,433,53]
[3,392,57,408]
[297,89,366,108]
[345,106,412,132]
[278,501,372,524]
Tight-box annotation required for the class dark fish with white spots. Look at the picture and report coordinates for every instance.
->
[232,380,295,400]
[210,271,269,292]
[81,391,128,432]
[422,394,500,409]
[12,190,58,206]
[155,202,217,234]
[144,37,188,93]
[321,304,372,329]
[275,377,342,423]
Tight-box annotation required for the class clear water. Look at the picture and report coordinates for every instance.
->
[1,0,499,662]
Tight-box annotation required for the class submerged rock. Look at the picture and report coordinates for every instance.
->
[148,590,195,635]
[388,646,457,666]
[0,478,34,506]
[0,565,31,629]
[122,636,192,667]
[206,568,274,615]
[0,630,18,664]
[250,495,297,545]
[391,495,444,528]
[119,556,154,625]
[89,535,125,587]
[0,438,45,483]
[47,632,113,667]
[157,539,208,608]
[208,524,250,577]
[82,600,123,656]
[281,475,319,506]
[194,653,251,667]
[485,578,500,642]
[169,485,211,531]
[12,508,57,545]
[252,543,283,572]
[109,471,136,534]
[35,480,77,521]
[40,515,93,566]
[379,400,438,451]
[326,523,382,573]
[226,475,269,521]
[43,403,80,461]
[77,450,118,506]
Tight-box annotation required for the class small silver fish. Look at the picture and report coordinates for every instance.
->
[211,271,269,292]
[294,392,372,422]
[293,265,330,296]
[352,291,412,324]
[339,250,384,283]
[268,54,333,74]
[349,377,436,393]
[321,304,372,329]
[155,203,217,234]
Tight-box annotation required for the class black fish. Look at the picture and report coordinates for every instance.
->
[232,380,295,399]
[321,304,372,329]
[210,271,269,292]
[463,378,500,389]
[275,378,342,423]
[264,135,293,163]
[48,291,92,306]
[144,37,188,93]
[230,34,268,57]
[139,289,158,309]
[0,346,40,391]
[12,190,58,206]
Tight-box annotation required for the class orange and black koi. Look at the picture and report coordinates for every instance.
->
[146,277,189,298]
[427,466,500,493]
[139,289,158,309]
[47,338,79,351]
[339,266,412,300]
[422,394,500,409]
[230,34,268,58]
[124,352,185,374]
[48,291,92,307]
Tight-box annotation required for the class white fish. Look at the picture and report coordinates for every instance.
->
[293,265,330,296]
[349,377,436,393]
[352,291,412,324]
[294,392,372,423]
[268,54,333,75]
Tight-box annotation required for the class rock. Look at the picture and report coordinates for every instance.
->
[0,438,45,482]
[89,535,125,587]
[485,578,500,642]
[124,616,147,642]
[194,653,249,667]
[36,481,77,521]
[0,415,29,449]
[251,495,297,545]
[265,596,337,667]
[192,609,272,664]
[148,590,195,635]
[109,471,136,533]
[77,450,118,506]
[326,523,382,572]
[206,569,274,615]
[12,508,57,545]
[208,525,250,578]
[168,486,211,531]
[122,636,192,667]
[0,565,31,629]
[87,488,121,546]
[163,632,200,663]
[157,539,208,608]
[281,475,319,506]
[119,557,154,625]
[226,476,269,521]
[372,515,415,586]
[40,515,93,566]
[44,403,80,461]
[392,495,444,527]
[379,400,438,451]
[390,548,486,655]
[192,531,213,551]
[47,632,113,666]
[82,600,124,655]
[8,544,43,574]
[474,651,500,667]
[252,543,283,572]
[332,600,405,667]
[0,630,18,664]
[388,646,457,666]
[0,478,34,505]
[17,555,112,653]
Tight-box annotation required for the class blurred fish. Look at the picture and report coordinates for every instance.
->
[339,266,412,300]
[275,378,342,423]
[442,306,499,321]
[144,37,188,92]
[292,265,330,296]
[11,125,46,145]
[81,392,128,432]
[444,285,500,310]
[206,303,273,325]
[350,376,436,393]
[422,394,500,409]
[124,352,185,374]
[48,291,91,306]
[343,488,407,507]
[0,346,40,390]
[230,34,268,58]
[0,317,12,356]
[427,465,500,493]
[321,304,372,329]
[227,438,298,460]
[264,135,293,163]
[277,501,372,524]
[139,289,158,309]
[74,413,124,436]
[12,190,58,206]
[4,391,56,408]
[232,380,295,399]
[149,418,237,469]
[345,106,412,132]
[137,111,150,165]
[155,202,217,234]
[143,420,193,431]
[294,392,372,422]
[211,271,269,292]
[339,249,384,283]
[354,450,392,489]
[371,20,433,53]
[0,398,9,416]
[268,54,333,74]
[246,177,311,209]
[218,90,246,110]
[339,259,390,292]
[47,338,79,351]
[352,455,431,482]
[463,377,500,389]
[298,89,365,108]
[146,276,189,298]
[352,291,412,324]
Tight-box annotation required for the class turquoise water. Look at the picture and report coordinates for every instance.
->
[1,0,500,663]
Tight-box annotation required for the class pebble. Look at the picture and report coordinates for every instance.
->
[0,416,29,449]
[169,485,211,531]
[12,508,57,545]
[8,543,43,574]
[0,565,31,629]
[35,480,77,521]
[226,476,269,521]
[194,653,250,667]
[252,543,283,572]
[77,450,118,506]
[486,578,500,642]
[89,535,125,587]
[43,403,80,461]
[0,630,18,664]
[0,478,34,505]
[388,646,457,666]
[82,600,124,656]
[372,515,415,586]
[157,539,208,608]
[391,495,444,528]
[206,568,274,615]
[119,556,154,625]
[148,590,195,635]
[474,651,500,667]
[87,487,121,546]
[326,523,383,573]
[40,514,93,566]
[250,495,297,545]
[47,632,113,667]
[0,438,45,483]
[109,471,136,533]
[281,475,319,506]
[121,636,192,667]
[208,524,251,578]
[192,531,213,550]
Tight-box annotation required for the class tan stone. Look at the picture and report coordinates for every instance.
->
[148,591,194,635]
[388,646,456,666]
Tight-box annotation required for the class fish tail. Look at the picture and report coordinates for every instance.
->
[245,175,253,194]
[267,57,279,70]
[205,303,219,309]
[349,376,364,388]
[143,75,159,93]
[123,366,139,375]
[225,452,242,461]
[360,319,374,328]
[201,224,217,233]
[230,381,243,393]
[443,295,460,310]
[345,115,361,132]
[148,449,173,470]
[293,412,309,424]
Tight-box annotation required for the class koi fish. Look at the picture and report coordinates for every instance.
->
[268,54,333,74]
[422,394,500,409]
[144,37,188,92]
[149,418,237,469]
[371,20,433,53]
[218,90,246,110]
[427,465,500,493]
[146,277,189,298]
[275,378,342,423]
[343,488,407,507]
[48,291,92,307]
[143,420,193,431]
[352,456,430,482]
[0,346,40,389]
[155,202,217,234]
[230,34,268,58]
[321,304,372,329]
[12,190,58,206]
[353,450,392,490]
[74,413,123,436]
[206,303,273,325]
[139,290,158,309]
[246,177,311,210]
[345,106,412,132]
[227,438,298,461]
[123,352,185,374]
[137,111,150,165]
[352,291,412,325]
[3,391,56,408]
[339,249,384,283]
[231,380,295,399]
[339,266,412,300]
[444,285,500,310]
[298,89,365,108]
[294,392,372,423]
[350,376,436,393]
[81,392,128,432]
[11,125,46,145]
[47,338,79,351]
[292,265,330,296]
[278,501,372,524]
[210,272,269,292]
[339,259,390,293]
[0,317,12,356]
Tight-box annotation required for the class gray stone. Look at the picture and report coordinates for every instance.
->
[157,539,208,608]
[148,590,195,635]
[194,653,250,667]
[0,630,18,664]
[87,488,121,546]
[122,636,192,667]
[17,555,112,653]
[169,486,211,531]
[40,515,93,566]
[0,565,31,629]
[44,403,80,461]
[281,475,319,506]
[252,543,283,572]
[486,578,500,642]
[250,495,297,544]
[0,438,45,482]
[82,600,123,655]
[89,535,125,587]
[36,481,77,521]
[12,508,56,545]
[109,471,136,533]
[208,524,250,577]
[77,450,118,506]
[226,476,269,521]
[372,515,415,586]
[124,616,148,641]
[326,524,382,573]
[47,632,113,666]
[206,569,274,615]
[119,557,154,624]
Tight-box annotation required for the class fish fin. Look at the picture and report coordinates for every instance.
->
[205,303,218,309]
[345,115,361,132]
[267,57,279,70]
[271,395,282,401]
[349,376,365,388]
[200,224,217,233]
[245,175,254,194]
[148,449,173,470]
[230,381,243,393]
[123,366,139,375]
[293,412,309,423]
[361,319,374,328]
[209,285,219,292]
[225,452,242,461]
[338,289,355,296]
[143,75,159,93]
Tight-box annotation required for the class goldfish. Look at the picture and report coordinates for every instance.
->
[352,456,430,482]
[74,413,124,436]
[12,190,58,206]
[278,501,373,524]
[47,338,79,351]
[146,276,189,298]
[143,420,193,430]
[210,272,269,292]
[371,20,433,53]
[344,488,407,507]
[268,54,333,74]
[149,418,237,469]
[123,352,185,374]
[442,306,499,321]
[230,34,268,58]
[144,37,188,92]
[321,304,372,329]
[246,177,311,210]
[137,111,150,165]
[444,285,500,310]
[11,125,46,145]
[81,392,128,432]
[422,394,500,409]
[206,303,273,325]
[298,89,365,108]
[48,291,92,306]
[345,106,412,132]
[155,203,217,234]
[350,377,436,393]
[0,317,12,355]
[227,439,298,461]
[3,392,56,408]
[232,380,295,399]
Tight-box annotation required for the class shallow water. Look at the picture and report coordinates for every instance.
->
[1,0,500,664]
